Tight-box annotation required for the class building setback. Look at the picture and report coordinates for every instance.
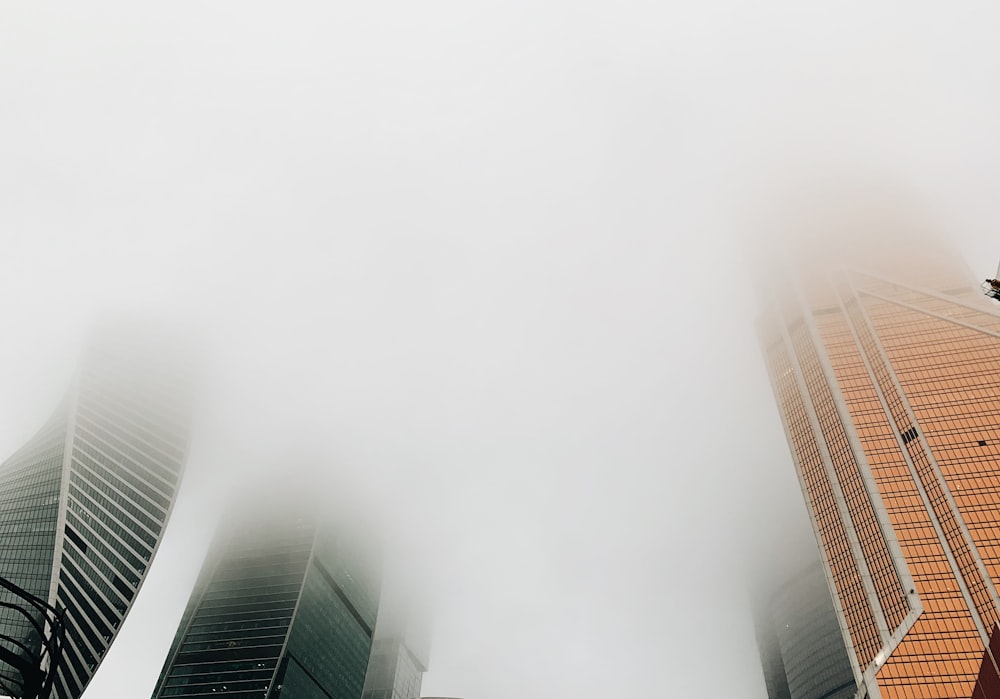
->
[0,331,194,699]
[759,229,1000,698]
[151,495,380,699]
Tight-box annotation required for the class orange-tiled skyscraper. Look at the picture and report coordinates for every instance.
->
[759,199,1000,699]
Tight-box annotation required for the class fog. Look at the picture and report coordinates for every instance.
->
[2,3,1000,697]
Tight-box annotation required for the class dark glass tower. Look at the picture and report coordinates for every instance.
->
[151,494,380,699]
[0,329,195,698]
[753,603,792,699]
[754,562,857,699]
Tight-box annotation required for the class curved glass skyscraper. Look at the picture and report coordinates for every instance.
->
[755,562,857,699]
[0,330,195,698]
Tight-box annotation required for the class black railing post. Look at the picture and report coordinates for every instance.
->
[0,576,67,699]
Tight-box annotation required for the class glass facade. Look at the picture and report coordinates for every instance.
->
[0,409,67,694]
[152,504,380,699]
[361,638,426,699]
[154,514,313,698]
[770,565,856,699]
[753,613,791,699]
[754,558,856,699]
[360,575,430,699]
[0,333,194,698]
[761,242,1000,698]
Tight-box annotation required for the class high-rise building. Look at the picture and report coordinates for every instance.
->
[754,608,791,699]
[361,633,428,699]
[753,561,856,699]
[759,221,1000,698]
[151,491,381,699]
[0,329,195,698]
[361,588,430,699]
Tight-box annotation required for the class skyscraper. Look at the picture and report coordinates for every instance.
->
[753,561,857,699]
[151,489,381,699]
[0,329,195,698]
[361,586,430,699]
[759,220,1000,698]
[361,631,429,699]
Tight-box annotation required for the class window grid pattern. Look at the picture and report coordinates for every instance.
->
[362,638,425,699]
[272,656,333,699]
[795,315,910,634]
[766,341,883,668]
[832,298,985,697]
[764,265,1000,698]
[770,564,857,699]
[154,510,379,699]
[859,293,1000,634]
[55,356,190,698]
[279,555,377,699]
[152,519,314,698]
[858,283,1000,598]
[852,273,1000,338]
[0,340,192,699]
[0,410,65,694]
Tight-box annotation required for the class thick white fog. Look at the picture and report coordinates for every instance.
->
[2,3,1000,697]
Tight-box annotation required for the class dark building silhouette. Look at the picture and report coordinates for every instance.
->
[151,489,380,699]
[972,625,1000,699]
[755,563,857,699]
[754,601,792,699]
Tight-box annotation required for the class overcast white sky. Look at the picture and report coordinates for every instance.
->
[2,3,1000,697]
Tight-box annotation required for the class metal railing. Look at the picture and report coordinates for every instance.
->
[0,577,66,699]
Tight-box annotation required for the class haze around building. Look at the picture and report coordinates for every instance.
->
[3,3,1000,697]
